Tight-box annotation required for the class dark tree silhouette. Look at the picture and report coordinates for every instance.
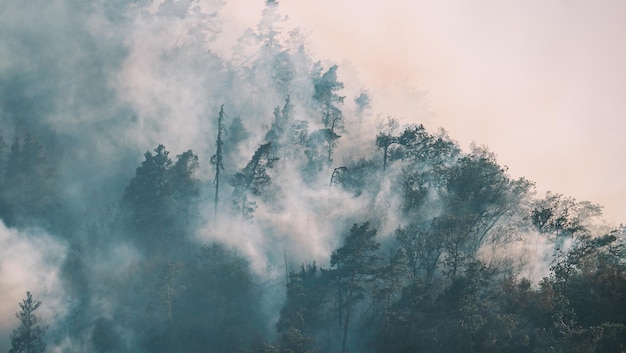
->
[211,105,226,216]
[331,222,380,353]
[9,291,47,353]
[312,64,345,163]
[232,142,279,218]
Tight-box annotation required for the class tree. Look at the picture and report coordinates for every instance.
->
[395,224,443,281]
[531,192,602,253]
[171,150,200,201]
[542,231,626,353]
[278,263,333,336]
[370,249,411,351]
[232,0,294,95]
[375,117,400,172]
[211,105,226,216]
[122,145,200,253]
[388,124,459,165]
[265,95,295,157]
[257,0,285,52]
[258,0,295,95]
[329,166,347,189]
[331,222,380,353]
[157,262,186,328]
[231,142,279,218]
[223,116,250,162]
[312,64,345,163]
[122,145,173,246]
[376,132,398,172]
[304,128,340,173]
[176,244,266,353]
[441,148,532,271]
[9,291,47,353]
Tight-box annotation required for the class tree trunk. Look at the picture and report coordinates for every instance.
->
[340,274,356,353]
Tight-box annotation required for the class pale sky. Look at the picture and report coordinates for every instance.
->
[223,0,626,223]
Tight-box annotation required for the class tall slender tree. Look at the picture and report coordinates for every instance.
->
[211,105,226,217]
[312,64,345,163]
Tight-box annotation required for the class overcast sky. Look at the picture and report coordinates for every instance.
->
[223,0,626,223]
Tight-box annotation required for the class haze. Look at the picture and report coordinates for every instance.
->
[222,0,626,223]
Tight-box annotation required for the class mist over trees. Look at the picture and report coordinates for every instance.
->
[0,0,624,352]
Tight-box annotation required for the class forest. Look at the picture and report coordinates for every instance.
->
[1,1,625,352]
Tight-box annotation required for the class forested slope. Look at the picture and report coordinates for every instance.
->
[0,1,624,352]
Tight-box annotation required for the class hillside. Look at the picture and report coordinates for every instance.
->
[0,1,624,352]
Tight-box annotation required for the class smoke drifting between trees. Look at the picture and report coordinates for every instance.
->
[0,1,624,352]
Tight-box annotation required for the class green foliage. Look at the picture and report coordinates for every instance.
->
[395,224,443,281]
[278,263,334,336]
[122,144,173,230]
[387,124,460,166]
[3,2,624,352]
[173,243,266,353]
[231,141,279,218]
[312,64,344,128]
[331,222,380,353]
[121,144,200,252]
[531,192,603,254]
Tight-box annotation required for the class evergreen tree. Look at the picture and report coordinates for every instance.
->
[278,263,332,336]
[231,142,278,218]
[312,64,345,163]
[171,150,200,201]
[121,145,200,253]
[122,145,173,245]
[9,291,47,353]
[265,95,295,157]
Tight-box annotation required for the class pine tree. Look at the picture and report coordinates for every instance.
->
[122,145,174,251]
[312,64,345,163]
[9,291,47,353]
[231,142,278,218]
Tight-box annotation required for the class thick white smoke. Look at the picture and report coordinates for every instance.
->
[0,221,67,352]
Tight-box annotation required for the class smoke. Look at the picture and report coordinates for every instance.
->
[0,1,620,352]
[0,221,67,352]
